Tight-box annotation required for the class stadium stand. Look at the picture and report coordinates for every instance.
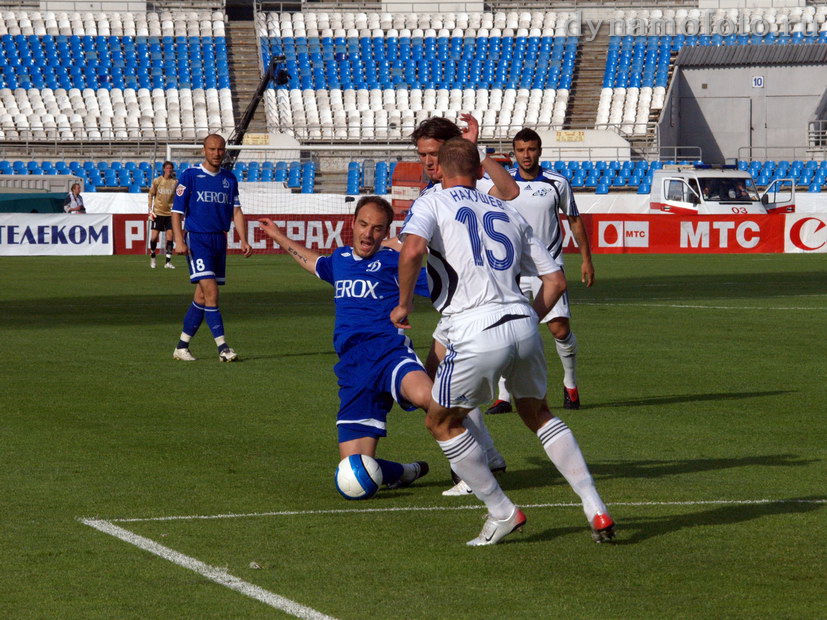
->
[596,6,827,135]
[0,158,318,193]
[257,10,580,140]
[1,6,826,196]
[5,157,821,194]
[0,10,233,141]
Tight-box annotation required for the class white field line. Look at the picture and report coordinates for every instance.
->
[576,301,827,311]
[80,499,825,615]
[80,518,338,620]
[98,497,827,524]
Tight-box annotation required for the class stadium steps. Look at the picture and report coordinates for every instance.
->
[315,171,348,194]
[225,19,269,134]
[565,21,610,130]
[630,49,680,158]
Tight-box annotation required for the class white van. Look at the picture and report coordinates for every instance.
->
[650,165,795,215]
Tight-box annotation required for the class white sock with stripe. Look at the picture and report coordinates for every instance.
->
[438,430,514,520]
[555,331,578,389]
[462,408,502,466]
[537,417,606,519]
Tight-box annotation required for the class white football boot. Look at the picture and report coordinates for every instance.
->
[150,257,156,268]
[218,348,238,362]
[164,262,175,269]
[173,348,196,361]
[467,508,527,546]
[442,480,474,496]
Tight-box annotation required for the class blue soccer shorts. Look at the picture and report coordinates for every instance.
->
[186,231,227,285]
[335,343,425,443]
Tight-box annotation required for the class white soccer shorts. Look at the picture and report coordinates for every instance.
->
[432,302,548,409]
[520,275,571,324]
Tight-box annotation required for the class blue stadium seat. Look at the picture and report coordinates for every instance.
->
[287,162,302,188]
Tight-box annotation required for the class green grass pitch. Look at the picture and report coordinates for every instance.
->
[2,253,826,618]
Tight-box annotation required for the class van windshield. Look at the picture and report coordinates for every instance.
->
[699,177,759,202]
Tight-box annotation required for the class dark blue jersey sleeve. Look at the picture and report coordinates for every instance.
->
[315,254,333,285]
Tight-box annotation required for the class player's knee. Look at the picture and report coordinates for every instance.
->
[424,407,456,439]
[548,319,570,341]
[199,281,219,306]
[400,370,432,410]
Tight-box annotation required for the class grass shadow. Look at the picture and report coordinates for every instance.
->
[4,290,335,329]
[521,496,826,545]
[502,454,818,492]
[588,390,795,409]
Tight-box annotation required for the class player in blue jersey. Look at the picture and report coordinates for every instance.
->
[258,196,432,492]
[171,134,253,362]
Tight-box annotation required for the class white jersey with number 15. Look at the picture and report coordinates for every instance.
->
[401,185,560,316]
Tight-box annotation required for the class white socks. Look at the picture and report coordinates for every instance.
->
[495,376,511,403]
[438,430,514,520]
[462,407,503,466]
[537,417,606,519]
[555,331,578,389]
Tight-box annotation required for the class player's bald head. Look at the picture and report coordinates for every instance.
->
[438,137,480,177]
[203,133,225,148]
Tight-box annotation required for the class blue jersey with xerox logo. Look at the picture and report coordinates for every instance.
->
[315,246,429,357]
[172,164,241,233]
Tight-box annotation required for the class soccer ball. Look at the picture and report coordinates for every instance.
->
[335,454,383,500]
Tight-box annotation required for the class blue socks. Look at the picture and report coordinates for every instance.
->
[375,458,404,486]
[177,302,205,349]
[204,306,228,351]
[178,301,231,352]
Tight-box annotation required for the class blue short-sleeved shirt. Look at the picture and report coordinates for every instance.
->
[315,246,430,440]
[315,246,429,358]
[172,164,240,233]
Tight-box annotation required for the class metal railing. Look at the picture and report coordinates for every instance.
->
[0,125,231,155]
[656,145,703,162]
[488,0,697,9]
[737,145,827,162]
[0,122,698,165]
[808,120,827,150]
[147,0,226,10]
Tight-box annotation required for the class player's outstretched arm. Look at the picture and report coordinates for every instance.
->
[533,271,567,320]
[482,158,520,201]
[459,112,519,201]
[171,212,188,255]
[567,215,594,287]
[258,218,319,274]
[391,234,428,329]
